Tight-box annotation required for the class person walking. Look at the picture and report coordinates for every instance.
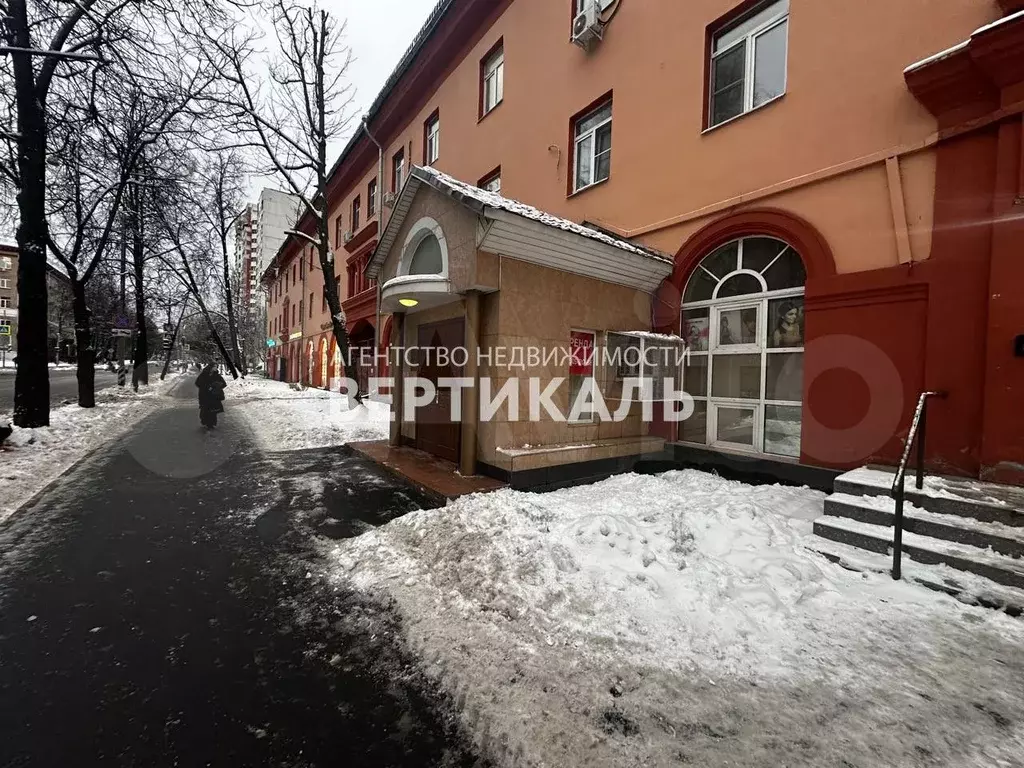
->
[194,363,227,429]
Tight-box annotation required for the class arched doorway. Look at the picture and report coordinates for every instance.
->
[318,337,328,389]
[306,340,315,385]
[680,236,806,458]
[328,338,339,391]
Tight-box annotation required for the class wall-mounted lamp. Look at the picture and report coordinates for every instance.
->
[399,298,419,308]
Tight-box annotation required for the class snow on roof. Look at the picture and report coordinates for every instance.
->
[614,330,686,343]
[903,40,970,74]
[416,166,672,265]
[904,10,1024,74]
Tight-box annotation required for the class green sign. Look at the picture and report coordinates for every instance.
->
[266,338,276,348]
[0,325,10,336]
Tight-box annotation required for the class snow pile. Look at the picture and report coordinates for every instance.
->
[327,470,1024,767]
[230,376,389,451]
[0,375,182,524]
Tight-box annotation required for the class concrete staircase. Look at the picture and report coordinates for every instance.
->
[812,466,1024,615]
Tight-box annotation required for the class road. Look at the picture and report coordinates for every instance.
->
[0,378,484,767]
[0,364,162,415]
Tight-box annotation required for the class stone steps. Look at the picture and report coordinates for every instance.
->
[814,467,1024,610]
[811,538,1024,616]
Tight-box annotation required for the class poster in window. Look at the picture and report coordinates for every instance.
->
[569,331,594,375]
[768,297,804,348]
[683,316,709,352]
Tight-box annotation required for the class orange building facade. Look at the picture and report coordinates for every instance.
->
[263,0,1024,486]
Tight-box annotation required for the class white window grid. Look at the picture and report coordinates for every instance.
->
[0,279,9,289]
[393,153,405,192]
[483,48,504,115]
[482,175,501,194]
[680,238,804,457]
[573,102,612,192]
[709,0,789,127]
[426,117,440,165]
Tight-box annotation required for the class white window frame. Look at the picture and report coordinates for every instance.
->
[425,115,440,165]
[680,236,804,458]
[481,174,501,194]
[0,298,9,308]
[393,151,405,193]
[573,102,612,193]
[482,46,504,116]
[0,257,10,270]
[708,0,789,129]
[0,278,9,289]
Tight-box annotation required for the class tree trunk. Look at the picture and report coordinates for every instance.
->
[221,234,243,377]
[71,279,96,408]
[160,302,187,381]
[131,201,148,391]
[9,0,50,427]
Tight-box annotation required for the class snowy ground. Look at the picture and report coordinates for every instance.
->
[227,376,389,452]
[0,374,183,523]
[325,470,1024,768]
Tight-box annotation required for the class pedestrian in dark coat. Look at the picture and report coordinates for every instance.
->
[195,363,227,428]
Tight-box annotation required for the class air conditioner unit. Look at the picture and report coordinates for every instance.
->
[343,230,354,244]
[571,2,603,49]
[382,191,398,209]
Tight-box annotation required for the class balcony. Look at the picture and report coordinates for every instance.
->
[0,307,17,319]
[341,287,376,334]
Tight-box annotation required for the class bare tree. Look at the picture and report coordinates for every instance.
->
[45,60,214,406]
[205,0,361,400]
[0,0,229,422]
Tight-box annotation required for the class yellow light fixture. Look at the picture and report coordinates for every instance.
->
[399,298,419,308]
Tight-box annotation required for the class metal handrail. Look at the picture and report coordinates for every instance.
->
[890,390,946,580]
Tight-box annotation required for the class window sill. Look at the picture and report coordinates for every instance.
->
[567,176,610,199]
[478,100,503,124]
[701,93,786,136]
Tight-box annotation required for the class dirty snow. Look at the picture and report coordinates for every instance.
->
[0,375,183,524]
[230,376,389,452]
[325,470,1024,767]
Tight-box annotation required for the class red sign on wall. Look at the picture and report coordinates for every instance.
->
[570,331,594,375]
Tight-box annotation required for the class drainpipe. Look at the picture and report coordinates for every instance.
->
[362,115,386,385]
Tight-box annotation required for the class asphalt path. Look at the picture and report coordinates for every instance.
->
[0,377,483,767]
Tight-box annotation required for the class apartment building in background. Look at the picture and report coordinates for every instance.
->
[262,0,1024,489]
[0,242,17,356]
[235,189,302,308]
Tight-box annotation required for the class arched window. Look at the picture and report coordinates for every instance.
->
[680,236,805,458]
[398,217,449,278]
[409,233,443,275]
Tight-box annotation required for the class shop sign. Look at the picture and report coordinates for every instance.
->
[569,330,594,375]
[266,338,276,348]
[288,331,302,340]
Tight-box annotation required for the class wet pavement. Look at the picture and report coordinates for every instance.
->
[0,378,482,767]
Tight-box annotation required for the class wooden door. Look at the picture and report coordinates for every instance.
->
[415,318,464,463]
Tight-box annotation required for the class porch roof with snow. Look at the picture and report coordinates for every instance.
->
[365,166,673,294]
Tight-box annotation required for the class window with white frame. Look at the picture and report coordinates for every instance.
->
[574,0,615,15]
[573,100,612,192]
[0,256,11,270]
[0,298,9,308]
[368,178,377,216]
[481,44,504,116]
[479,168,501,194]
[606,332,685,402]
[425,113,440,165]
[709,0,789,128]
[392,149,405,193]
[680,236,805,458]
[0,278,9,289]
